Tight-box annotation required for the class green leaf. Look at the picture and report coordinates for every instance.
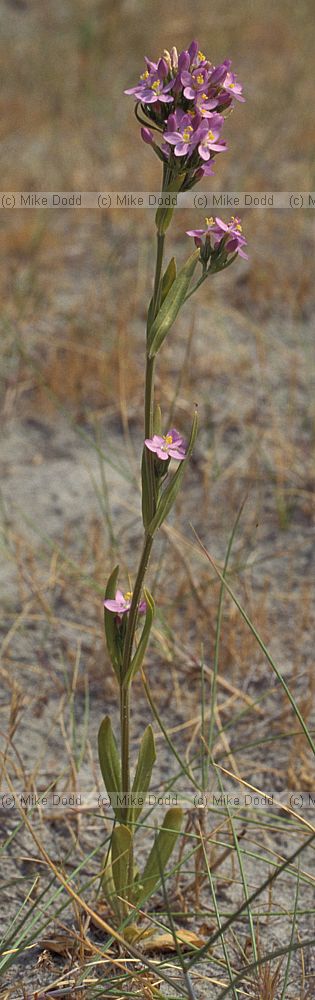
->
[111,824,133,912]
[129,724,156,825]
[160,257,177,303]
[98,716,123,822]
[155,175,185,235]
[148,408,198,535]
[100,850,119,913]
[123,588,155,686]
[147,250,200,358]
[104,564,121,680]
[137,807,183,904]
[146,259,176,338]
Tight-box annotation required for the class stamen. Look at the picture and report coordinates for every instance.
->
[182,126,193,142]
[163,434,173,447]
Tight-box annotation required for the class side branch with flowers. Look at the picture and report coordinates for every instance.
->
[98,39,247,931]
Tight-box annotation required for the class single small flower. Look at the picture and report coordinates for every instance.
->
[221,70,245,102]
[163,110,201,157]
[124,57,174,105]
[180,65,211,100]
[195,91,219,116]
[145,428,187,461]
[104,589,147,615]
[211,215,248,256]
[196,114,227,160]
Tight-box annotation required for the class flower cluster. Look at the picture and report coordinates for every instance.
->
[187,215,248,263]
[125,41,244,186]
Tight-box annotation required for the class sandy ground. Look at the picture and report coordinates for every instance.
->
[1,305,315,996]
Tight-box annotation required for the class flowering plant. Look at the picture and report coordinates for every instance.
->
[98,40,247,932]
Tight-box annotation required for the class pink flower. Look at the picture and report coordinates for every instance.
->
[196,114,227,160]
[104,590,147,616]
[163,110,202,158]
[186,215,248,259]
[145,428,187,461]
[221,70,245,102]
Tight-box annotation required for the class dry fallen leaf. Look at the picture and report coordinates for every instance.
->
[139,928,206,954]
[40,934,92,957]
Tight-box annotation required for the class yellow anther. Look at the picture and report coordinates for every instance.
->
[124,591,133,602]
[182,126,193,142]
[140,70,149,80]
[152,79,161,92]
[231,215,242,231]
[196,74,204,85]
[198,51,206,61]
[207,130,215,141]
[164,434,173,446]
[205,217,215,226]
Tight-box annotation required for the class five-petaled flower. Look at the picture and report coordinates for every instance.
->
[145,428,187,461]
[196,114,227,161]
[104,590,147,616]
[163,111,201,158]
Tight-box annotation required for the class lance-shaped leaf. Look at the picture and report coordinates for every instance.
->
[129,724,156,826]
[155,175,185,235]
[137,807,183,904]
[123,588,155,687]
[147,408,198,535]
[101,850,119,914]
[160,256,177,303]
[98,716,123,822]
[146,257,177,339]
[104,564,121,680]
[147,250,200,358]
[111,824,133,914]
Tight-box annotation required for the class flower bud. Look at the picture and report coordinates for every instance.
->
[141,127,153,144]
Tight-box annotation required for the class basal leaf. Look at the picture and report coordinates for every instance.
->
[98,716,123,822]
[137,807,183,904]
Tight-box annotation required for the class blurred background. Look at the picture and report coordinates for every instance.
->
[1,0,315,411]
[1,0,314,714]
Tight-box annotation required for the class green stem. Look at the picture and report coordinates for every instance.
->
[144,230,165,517]
[119,199,165,843]
[152,232,165,317]
[120,683,130,800]
[121,532,153,691]
[144,356,156,438]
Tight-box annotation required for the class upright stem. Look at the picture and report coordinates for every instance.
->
[119,226,165,818]
[152,232,165,317]
[120,683,130,797]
